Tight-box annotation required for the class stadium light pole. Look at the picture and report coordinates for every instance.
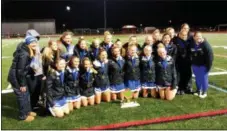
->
[104,0,107,30]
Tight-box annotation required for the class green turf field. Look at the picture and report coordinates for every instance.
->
[1,33,227,129]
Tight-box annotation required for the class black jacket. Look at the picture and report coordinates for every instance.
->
[89,47,101,61]
[93,60,110,87]
[140,56,156,83]
[124,56,140,81]
[108,57,125,85]
[79,69,96,97]
[8,42,34,89]
[165,43,177,61]
[189,40,213,72]
[152,40,162,63]
[73,46,90,60]
[155,56,177,89]
[100,41,113,59]
[65,67,80,96]
[174,37,191,65]
[46,71,67,107]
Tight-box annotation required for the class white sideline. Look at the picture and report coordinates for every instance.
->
[214,67,227,72]
[212,46,227,49]
[2,56,12,59]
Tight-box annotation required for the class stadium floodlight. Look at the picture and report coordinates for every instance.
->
[169,20,172,23]
[66,6,71,12]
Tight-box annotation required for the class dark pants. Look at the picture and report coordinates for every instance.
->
[13,88,32,120]
[27,75,42,109]
[176,63,192,92]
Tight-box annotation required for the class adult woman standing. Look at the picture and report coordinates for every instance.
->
[8,36,38,122]
[189,32,213,98]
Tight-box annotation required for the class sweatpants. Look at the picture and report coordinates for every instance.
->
[192,65,209,92]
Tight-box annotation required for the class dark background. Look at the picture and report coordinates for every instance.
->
[2,0,227,31]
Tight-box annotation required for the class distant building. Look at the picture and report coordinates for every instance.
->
[2,19,56,37]
[144,27,156,34]
[122,25,137,34]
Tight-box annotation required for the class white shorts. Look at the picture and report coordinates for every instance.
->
[49,103,68,117]
[95,87,110,94]
[141,86,157,89]
[81,95,95,99]
[66,95,81,103]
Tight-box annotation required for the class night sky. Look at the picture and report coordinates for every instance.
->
[2,0,227,31]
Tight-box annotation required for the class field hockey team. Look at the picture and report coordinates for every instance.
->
[8,23,213,122]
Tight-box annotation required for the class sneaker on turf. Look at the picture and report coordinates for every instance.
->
[199,92,207,99]
[24,116,35,122]
[194,91,201,96]
[180,90,185,95]
[28,112,37,117]
[176,90,181,95]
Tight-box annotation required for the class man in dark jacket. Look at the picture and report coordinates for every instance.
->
[8,36,38,122]
[174,30,193,95]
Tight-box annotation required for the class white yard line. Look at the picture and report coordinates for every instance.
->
[192,71,227,77]
[214,54,227,58]
[2,56,12,59]
[2,89,13,94]
[212,46,227,49]
[208,84,227,93]
[214,67,227,72]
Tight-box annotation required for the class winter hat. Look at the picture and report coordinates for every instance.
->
[26,29,40,40]
[25,36,38,45]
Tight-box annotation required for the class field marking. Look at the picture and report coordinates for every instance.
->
[214,67,227,72]
[192,71,227,77]
[7,84,12,89]
[208,83,227,93]
[2,56,12,59]
[79,109,227,130]
[214,54,227,58]
[2,89,13,94]
[212,46,227,49]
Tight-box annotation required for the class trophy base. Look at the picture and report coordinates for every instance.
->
[121,101,140,108]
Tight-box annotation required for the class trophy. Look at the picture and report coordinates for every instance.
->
[121,89,140,108]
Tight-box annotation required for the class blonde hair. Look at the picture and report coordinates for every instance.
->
[128,44,137,50]
[166,27,174,33]
[157,42,165,48]
[104,31,111,36]
[157,46,166,53]
[42,47,53,63]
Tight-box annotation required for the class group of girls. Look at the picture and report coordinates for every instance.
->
[9,23,213,121]
[42,31,178,118]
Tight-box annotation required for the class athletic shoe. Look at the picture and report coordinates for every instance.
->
[180,90,185,95]
[176,90,181,95]
[24,116,35,122]
[28,112,37,117]
[194,90,201,96]
[199,92,207,99]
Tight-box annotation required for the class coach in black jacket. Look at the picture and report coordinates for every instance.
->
[8,36,38,121]
[174,30,193,95]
